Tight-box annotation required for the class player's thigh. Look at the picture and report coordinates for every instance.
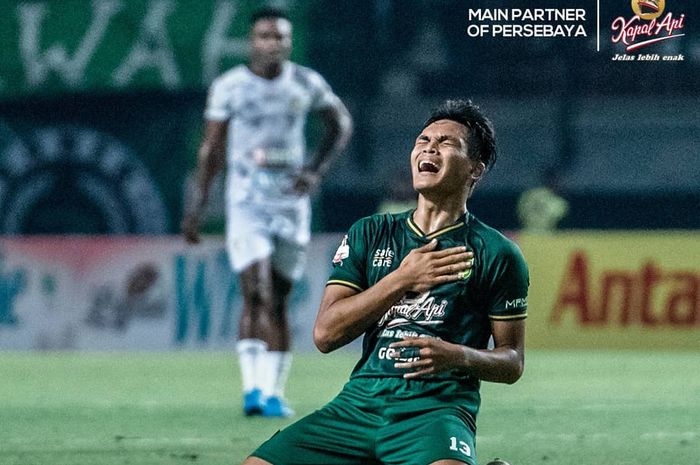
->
[251,402,380,465]
[268,201,310,281]
[226,205,274,272]
[271,237,307,282]
[378,407,477,465]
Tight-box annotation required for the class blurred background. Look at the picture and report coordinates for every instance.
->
[0,0,698,352]
[1,0,698,235]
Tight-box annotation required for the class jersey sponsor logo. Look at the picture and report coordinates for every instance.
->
[372,247,395,267]
[378,291,447,328]
[332,235,349,265]
[505,297,528,309]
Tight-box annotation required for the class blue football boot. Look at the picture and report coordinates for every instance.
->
[262,395,294,418]
[243,388,264,416]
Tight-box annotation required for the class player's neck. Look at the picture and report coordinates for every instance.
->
[248,61,284,80]
[413,197,467,234]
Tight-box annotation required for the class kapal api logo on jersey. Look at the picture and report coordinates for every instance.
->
[611,0,686,58]
[378,291,447,328]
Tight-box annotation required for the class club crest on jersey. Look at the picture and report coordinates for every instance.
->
[332,235,350,265]
[458,268,473,281]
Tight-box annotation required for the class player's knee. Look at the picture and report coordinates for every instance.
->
[428,460,470,465]
[241,457,274,465]
[242,286,273,311]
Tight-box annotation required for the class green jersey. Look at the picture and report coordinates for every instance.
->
[328,210,529,382]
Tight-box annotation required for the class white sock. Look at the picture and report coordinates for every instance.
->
[259,351,293,398]
[236,339,267,393]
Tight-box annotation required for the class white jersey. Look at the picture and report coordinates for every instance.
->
[205,61,340,207]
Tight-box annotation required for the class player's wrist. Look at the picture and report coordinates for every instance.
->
[458,345,476,374]
[305,154,330,177]
[301,165,320,180]
[385,268,414,296]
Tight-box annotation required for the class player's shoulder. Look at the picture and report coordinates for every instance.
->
[354,210,411,228]
[287,62,331,89]
[468,214,525,261]
[210,64,250,89]
[288,62,325,80]
[348,210,412,235]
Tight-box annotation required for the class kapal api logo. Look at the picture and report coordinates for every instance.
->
[378,291,447,328]
[632,0,665,20]
[611,0,685,56]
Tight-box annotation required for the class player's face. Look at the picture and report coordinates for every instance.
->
[410,119,475,197]
[250,18,292,66]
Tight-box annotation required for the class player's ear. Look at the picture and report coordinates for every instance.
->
[470,162,486,181]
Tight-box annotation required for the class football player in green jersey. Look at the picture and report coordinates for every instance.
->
[242,99,528,465]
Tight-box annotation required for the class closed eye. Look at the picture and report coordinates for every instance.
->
[437,135,461,147]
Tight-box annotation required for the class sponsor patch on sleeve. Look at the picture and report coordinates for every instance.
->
[332,235,349,265]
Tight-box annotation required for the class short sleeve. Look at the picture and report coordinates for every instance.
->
[307,70,340,111]
[326,219,369,291]
[486,242,529,320]
[204,77,232,121]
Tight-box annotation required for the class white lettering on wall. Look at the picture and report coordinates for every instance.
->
[202,0,248,84]
[112,0,181,88]
[18,0,123,88]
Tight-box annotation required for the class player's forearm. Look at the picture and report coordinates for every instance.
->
[189,144,224,215]
[314,270,410,353]
[461,345,524,384]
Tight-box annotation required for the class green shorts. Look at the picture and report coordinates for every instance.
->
[251,376,480,465]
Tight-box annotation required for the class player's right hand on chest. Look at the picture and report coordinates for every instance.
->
[397,239,474,293]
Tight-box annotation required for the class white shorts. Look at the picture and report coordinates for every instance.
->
[225,200,311,281]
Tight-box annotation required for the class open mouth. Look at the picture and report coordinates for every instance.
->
[418,160,440,174]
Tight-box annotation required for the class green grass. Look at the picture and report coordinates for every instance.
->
[1,351,698,465]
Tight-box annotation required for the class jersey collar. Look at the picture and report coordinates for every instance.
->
[407,210,470,240]
[244,61,291,84]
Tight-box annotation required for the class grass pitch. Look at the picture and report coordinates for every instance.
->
[1,350,698,465]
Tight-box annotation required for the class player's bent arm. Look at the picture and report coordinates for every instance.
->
[462,319,525,384]
[314,241,474,353]
[307,102,353,175]
[390,318,524,383]
[313,273,410,353]
[182,120,228,243]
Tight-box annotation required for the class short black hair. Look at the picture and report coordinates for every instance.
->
[250,7,290,25]
[422,99,497,170]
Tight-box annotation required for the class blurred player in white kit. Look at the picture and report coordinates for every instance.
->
[182,7,352,417]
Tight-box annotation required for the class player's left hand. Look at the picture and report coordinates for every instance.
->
[181,212,201,244]
[292,169,320,194]
[390,337,470,379]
